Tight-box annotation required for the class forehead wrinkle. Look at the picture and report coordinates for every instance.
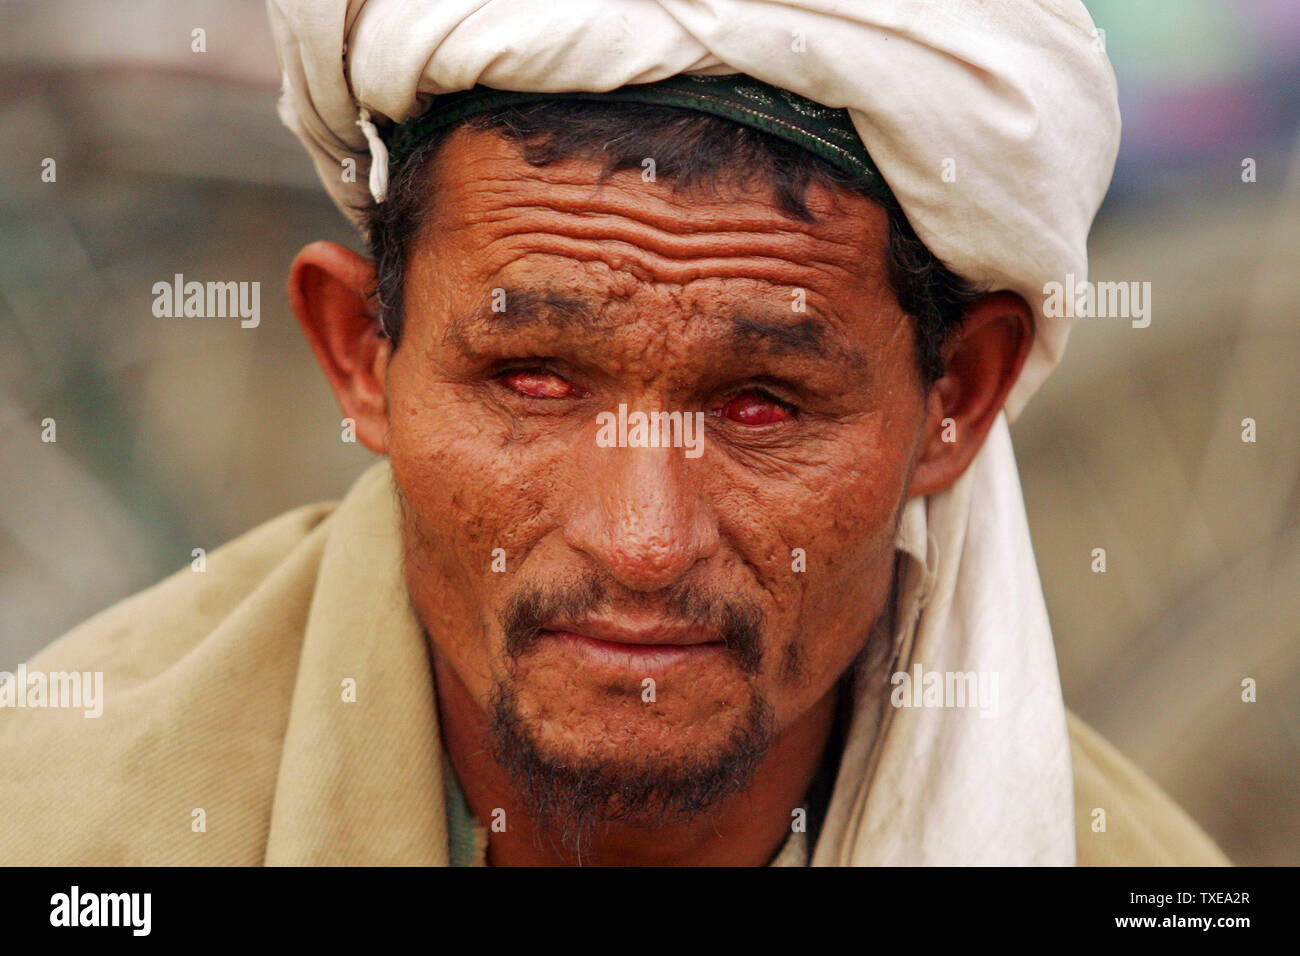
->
[429,160,879,281]
[448,158,858,242]
[452,240,876,337]
[469,213,870,286]
[419,127,891,312]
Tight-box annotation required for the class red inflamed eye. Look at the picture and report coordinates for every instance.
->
[501,369,584,399]
[715,390,792,425]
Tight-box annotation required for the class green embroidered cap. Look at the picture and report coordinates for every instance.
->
[386,72,893,206]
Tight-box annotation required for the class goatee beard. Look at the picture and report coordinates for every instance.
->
[486,679,775,860]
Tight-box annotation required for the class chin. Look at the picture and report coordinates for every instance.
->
[486,670,776,837]
[504,662,759,763]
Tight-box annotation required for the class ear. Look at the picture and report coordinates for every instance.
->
[907,291,1034,497]
[288,241,391,455]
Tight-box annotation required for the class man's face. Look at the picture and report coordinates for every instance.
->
[384,126,931,828]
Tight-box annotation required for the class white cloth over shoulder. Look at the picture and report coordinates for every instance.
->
[268,0,1121,865]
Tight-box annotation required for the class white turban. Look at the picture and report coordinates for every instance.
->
[269,0,1121,864]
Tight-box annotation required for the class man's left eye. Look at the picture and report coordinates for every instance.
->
[498,368,586,399]
[711,389,795,425]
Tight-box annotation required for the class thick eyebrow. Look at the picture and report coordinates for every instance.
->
[442,286,601,349]
[443,284,862,366]
[728,313,829,357]
[726,309,868,368]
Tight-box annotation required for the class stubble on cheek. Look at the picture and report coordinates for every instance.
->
[383,360,565,693]
[711,419,915,721]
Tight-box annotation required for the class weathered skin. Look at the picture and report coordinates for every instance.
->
[289,125,1032,865]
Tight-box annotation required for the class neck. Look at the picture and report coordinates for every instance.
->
[432,651,838,866]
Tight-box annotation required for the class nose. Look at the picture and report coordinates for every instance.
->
[563,433,719,592]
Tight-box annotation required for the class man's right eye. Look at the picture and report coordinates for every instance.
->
[497,367,588,400]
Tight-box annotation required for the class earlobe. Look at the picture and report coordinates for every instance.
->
[288,241,391,455]
[907,292,1033,498]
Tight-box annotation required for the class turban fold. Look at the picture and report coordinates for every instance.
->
[268,0,1121,865]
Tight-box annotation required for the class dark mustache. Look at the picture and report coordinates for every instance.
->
[501,577,764,674]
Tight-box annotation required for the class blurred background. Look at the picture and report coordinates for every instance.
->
[0,0,1296,863]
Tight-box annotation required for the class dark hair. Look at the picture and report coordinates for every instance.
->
[362,99,981,385]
